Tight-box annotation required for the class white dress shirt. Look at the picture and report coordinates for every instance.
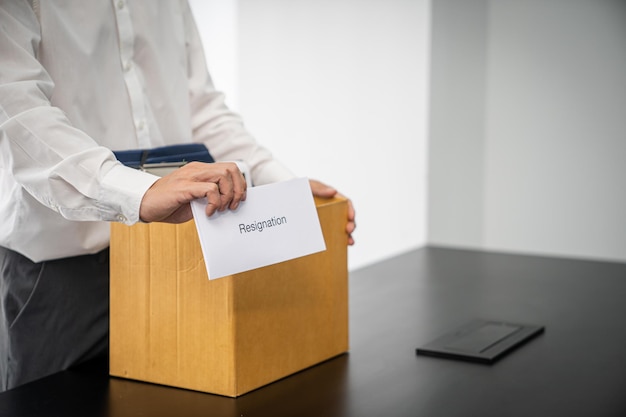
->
[0,0,295,262]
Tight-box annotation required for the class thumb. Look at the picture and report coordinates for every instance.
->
[309,179,337,198]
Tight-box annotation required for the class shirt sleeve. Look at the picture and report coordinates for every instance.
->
[181,0,297,186]
[0,1,157,225]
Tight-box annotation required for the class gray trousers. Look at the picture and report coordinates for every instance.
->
[0,246,109,392]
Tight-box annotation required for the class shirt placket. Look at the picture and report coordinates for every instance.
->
[113,0,151,148]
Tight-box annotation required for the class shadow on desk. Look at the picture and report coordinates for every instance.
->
[0,358,109,417]
[0,353,350,417]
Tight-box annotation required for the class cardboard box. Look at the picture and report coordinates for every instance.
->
[109,196,349,397]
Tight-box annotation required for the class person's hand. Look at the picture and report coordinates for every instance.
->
[309,179,356,246]
[139,161,247,223]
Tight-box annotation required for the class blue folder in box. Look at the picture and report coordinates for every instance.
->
[113,143,215,169]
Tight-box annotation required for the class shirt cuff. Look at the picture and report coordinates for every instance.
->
[100,163,159,224]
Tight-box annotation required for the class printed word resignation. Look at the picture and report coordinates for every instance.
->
[239,216,288,234]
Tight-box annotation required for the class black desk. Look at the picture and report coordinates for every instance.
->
[2,247,626,417]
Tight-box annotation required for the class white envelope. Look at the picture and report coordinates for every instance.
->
[190,177,326,279]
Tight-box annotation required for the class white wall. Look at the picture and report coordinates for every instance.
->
[191,0,431,270]
[428,0,626,262]
[427,0,488,249]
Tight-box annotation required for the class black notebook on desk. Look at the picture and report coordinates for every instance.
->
[416,319,545,364]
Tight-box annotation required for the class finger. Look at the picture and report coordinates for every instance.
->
[346,220,356,235]
[344,198,356,245]
[179,180,221,216]
[216,163,248,211]
[229,170,247,210]
[184,162,246,211]
[346,223,356,245]
[203,183,222,216]
[216,173,234,212]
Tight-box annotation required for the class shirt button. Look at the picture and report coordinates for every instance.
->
[117,214,127,222]
[123,61,132,72]
[137,120,145,131]
[117,0,125,10]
